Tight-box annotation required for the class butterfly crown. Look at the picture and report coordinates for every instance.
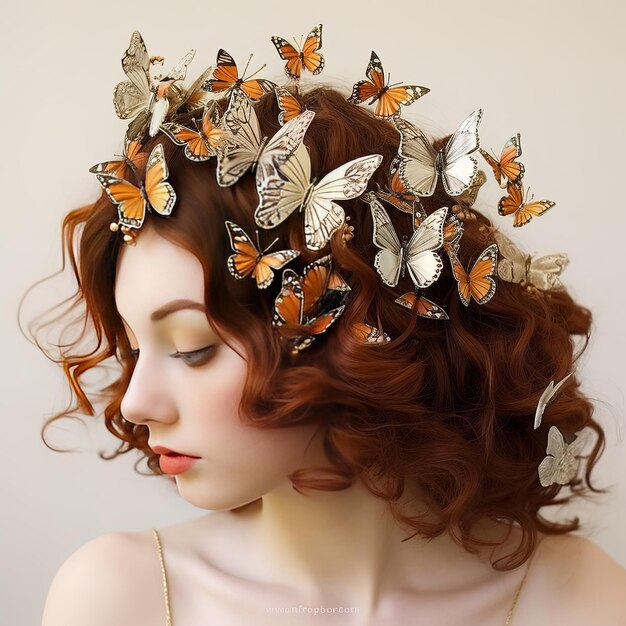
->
[89,25,585,488]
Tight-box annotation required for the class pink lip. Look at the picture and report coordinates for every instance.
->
[158,454,200,475]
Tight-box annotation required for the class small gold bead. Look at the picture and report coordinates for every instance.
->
[110,222,119,232]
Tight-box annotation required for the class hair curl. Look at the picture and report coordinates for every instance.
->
[29,86,606,570]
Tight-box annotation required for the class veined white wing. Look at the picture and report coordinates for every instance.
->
[440,108,483,196]
[405,207,447,288]
[396,109,483,197]
[395,118,438,197]
[114,31,152,120]
[534,373,573,430]
[256,145,382,251]
[218,94,314,187]
[366,193,403,287]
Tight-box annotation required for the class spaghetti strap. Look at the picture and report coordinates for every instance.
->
[503,537,544,625]
[151,528,173,626]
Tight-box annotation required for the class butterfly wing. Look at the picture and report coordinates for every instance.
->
[95,173,146,229]
[225,219,261,280]
[143,144,176,216]
[497,134,524,188]
[217,93,263,186]
[539,426,574,486]
[534,373,573,429]
[256,109,315,183]
[113,31,152,120]
[351,322,391,343]
[206,49,239,94]
[441,109,483,196]
[366,194,403,287]
[492,229,528,284]
[301,24,324,74]
[479,149,503,186]
[443,214,464,256]
[255,142,311,229]
[513,198,555,228]
[405,207,447,289]
[271,36,302,79]
[304,154,383,251]
[394,117,439,197]
[394,292,449,320]
[451,243,498,306]
[181,65,215,112]
[348,51,386,105]
[276,87,303,125]
[527,253,569,290]
[273,269,305,327]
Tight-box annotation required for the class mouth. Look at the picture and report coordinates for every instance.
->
[150,444,200,458]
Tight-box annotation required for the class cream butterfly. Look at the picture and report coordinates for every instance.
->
[538,426,589,487]
[255,143,382,251]
[217,92,315,187]
[394,109,483,197]
[365,193,447,289]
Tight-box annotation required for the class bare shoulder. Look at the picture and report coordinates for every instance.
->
[41,530,164,626]
[516,533,626,625]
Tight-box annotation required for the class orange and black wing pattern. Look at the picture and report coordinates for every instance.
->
[348,51,429,118]
[204,49,275,102]
[351,322,391,343]
[271,24,324,80]
[275,87,303,125]
[89,138,147,180]
[161,105,225,161]
[498,182,555,228]
[479,134,525,188]
[225,220,300,289]
[395,292,449,319]
[450,244,498,306]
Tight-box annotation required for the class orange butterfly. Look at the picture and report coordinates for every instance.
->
[224,220,300,289]
[161,104,226,161]
[450,244,499,306]
[498,182,555,228]
[351,322,391,343]
[89,137,147,180]
[479,134,525,188]
[348,51,429,118]
[201,49,276,102]
[395,292,449,320]
[273,255,350,352]
[275,87,303,125]
[271,24,324,80]
[375,155,419,213]
[94,143,176,232]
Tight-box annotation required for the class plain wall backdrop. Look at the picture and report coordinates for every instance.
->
[2,0,625,624]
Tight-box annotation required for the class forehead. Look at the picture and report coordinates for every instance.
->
[114,227,205,319]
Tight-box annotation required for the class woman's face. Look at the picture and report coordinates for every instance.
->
[114,226,323,510]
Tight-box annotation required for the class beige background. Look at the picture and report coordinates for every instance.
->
[2,0,625,623]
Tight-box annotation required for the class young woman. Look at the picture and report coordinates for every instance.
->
[37,31,626,626]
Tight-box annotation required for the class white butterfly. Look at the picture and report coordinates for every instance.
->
[216,92,314,187]
[394,109,483,197]
[492,230,569,292]
[538,426,589,487]
[255,143,383,251]
[365,193,447,288]
[534,373,573,430]
[113,31,196,139]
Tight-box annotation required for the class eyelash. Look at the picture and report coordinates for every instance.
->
[121,346,215,367]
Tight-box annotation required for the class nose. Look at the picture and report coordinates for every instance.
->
[120,353,177,426]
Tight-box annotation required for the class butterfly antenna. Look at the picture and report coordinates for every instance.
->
[191,117,201,133]
[387,80,403,89]
[387,71,391,85]
[265,236,280,252]
[245,62,268,81]
[241,54,256,79]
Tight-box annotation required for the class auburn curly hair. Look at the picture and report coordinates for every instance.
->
[30,86,606,571]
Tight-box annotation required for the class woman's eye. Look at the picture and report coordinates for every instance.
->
[171,346,215,366]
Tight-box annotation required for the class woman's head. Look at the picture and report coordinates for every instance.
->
[34,86,605,570]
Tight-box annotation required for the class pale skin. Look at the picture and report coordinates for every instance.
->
[42,226,626,625]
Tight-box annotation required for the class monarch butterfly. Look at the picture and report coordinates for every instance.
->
[224,220,300,289]
[94,143,176,232]
[272,255,350,353]
[201,49,276,103]
[275,87,304,125]
[395,109,483,197]
[256,143,382,251]
[161,103,226,161]
[374,156,419,214]
[394,292,449,320]
[498,182,555,228]
[348,51,429,118]
[89,136,147,180]
[479,134,525,188]
[271,24,325,80]
[450,244,498,306]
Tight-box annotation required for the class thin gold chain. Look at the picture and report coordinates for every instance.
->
[504,538,543,625]
[152,528,173,626]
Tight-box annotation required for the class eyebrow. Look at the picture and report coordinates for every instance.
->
[150,299,207,322]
